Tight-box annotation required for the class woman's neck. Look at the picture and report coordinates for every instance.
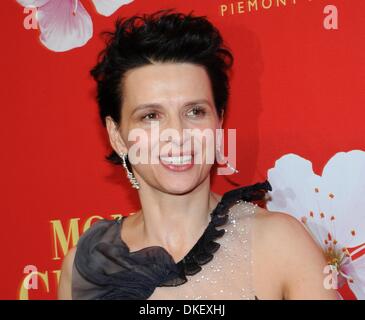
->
[130,177,222,262]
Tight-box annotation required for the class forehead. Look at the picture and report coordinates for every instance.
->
[121,62,213,108]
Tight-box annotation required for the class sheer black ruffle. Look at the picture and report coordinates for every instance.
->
[73,180,272,299]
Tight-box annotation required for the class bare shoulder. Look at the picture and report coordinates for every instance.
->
[252,206,327,261]
[252,206,312,242]
[58,246,77,300]
[251,207,338,299]
[252,206,323,265]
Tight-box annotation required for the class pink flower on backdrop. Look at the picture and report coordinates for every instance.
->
[17,0,134,52]
[267,150,365,299]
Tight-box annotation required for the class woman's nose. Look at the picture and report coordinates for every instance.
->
[164,115,185,143]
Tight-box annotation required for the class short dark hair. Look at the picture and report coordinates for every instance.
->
[90,8,234,165]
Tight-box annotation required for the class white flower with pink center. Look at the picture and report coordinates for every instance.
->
[17,0,134,52]
[267,150,365,299]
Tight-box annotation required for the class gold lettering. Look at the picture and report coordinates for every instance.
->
[82,215,104,232]
[52,270,61,287]
[220,4,228,16]
[19,271,49,300]
[238,2,245,13]
[248,0,258,11]
[262,0,272,9]
[50,218,80,260]
[110,214,122,220]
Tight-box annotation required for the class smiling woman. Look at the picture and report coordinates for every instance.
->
[57,8,339,300]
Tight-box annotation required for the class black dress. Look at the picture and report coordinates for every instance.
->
[72,180,271,300]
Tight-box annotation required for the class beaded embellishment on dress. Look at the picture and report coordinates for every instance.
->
[148,199,260,300]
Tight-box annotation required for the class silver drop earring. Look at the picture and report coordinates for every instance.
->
[216,147,239,174]
[119,152,140,189]
[221,151,239,174]
[225,160,239,174]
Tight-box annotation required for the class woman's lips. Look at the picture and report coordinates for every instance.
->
[159,154,194,172]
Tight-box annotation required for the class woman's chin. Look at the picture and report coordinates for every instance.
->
[143,162,211,194]
[160,183,197,195]
[156,169,201,194]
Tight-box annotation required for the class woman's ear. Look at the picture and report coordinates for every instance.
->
[105,116,128,155]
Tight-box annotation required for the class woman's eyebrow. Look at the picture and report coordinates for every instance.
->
[132,99,211,114]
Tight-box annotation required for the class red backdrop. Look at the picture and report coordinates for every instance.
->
[0,0,363,299]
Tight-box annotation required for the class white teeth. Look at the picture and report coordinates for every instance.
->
[160,155,192,165]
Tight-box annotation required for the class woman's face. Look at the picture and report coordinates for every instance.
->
[110,62,222,195]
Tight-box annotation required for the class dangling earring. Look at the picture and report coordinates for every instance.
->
[219,150,239,174]
[119,152,140,189]
[225,159,239,174]
[216,139,239,174]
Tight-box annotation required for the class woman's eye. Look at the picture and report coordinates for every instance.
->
[141,112,159,121]
[187,106,206,117]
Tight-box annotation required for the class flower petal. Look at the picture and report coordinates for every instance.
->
[267,154,328,247]
[37,0,93,52]
[16,0,50,7]
[267,151,365,249]
[267,153,318,219]
[320,150,365,247]
[91,0,134,17]
[344,254,365,299]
